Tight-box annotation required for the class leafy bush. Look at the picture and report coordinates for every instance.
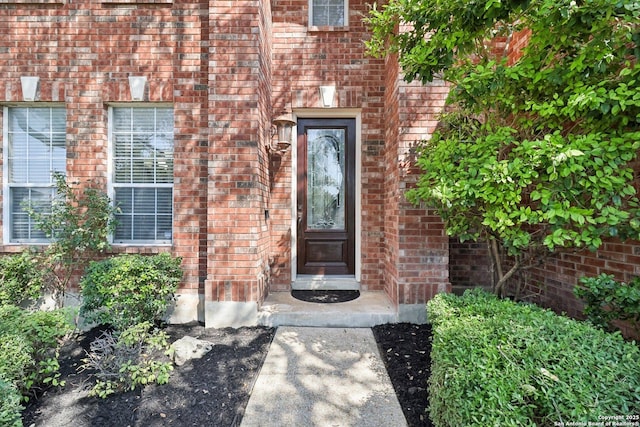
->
[0,377,23,427]
[0,305,73,400]
[575,273,640,336]
[0,334,32,388]
[82,322,173,398]
[80,253,182,330]
[0,252,44,306]
[24,173,117,307]
[427,290,640,426]
[366,0,640,297]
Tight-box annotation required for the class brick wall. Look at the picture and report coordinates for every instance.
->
[271,0,389,291]
[449,238,493,291]
[204,0,272,305]
[382,52,451,309]
[395,78,451,305]
[382,54,401,305]
[1,0,467,319]
[0,0,209,297]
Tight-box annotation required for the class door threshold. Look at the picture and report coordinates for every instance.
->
[292,275,359,291]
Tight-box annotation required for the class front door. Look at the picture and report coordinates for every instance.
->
[297,118,355,275]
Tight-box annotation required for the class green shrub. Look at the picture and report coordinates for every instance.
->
[427,290,640,427]
[575,273,640,336]
[0,252,44,306]
[0,377,23,427]
[80,253,182,330]
[82,322,173,398]
[0,334,33,386]
[23,174,118,308]
[0,305,73,398]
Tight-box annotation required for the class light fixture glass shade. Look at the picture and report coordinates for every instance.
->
[273,112,296,152]
[319,85,336,108]
[20,76,39,102]
[276,121,293,144]
[128,76,147,101]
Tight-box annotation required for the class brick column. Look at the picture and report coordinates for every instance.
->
[204,0,272,327]
[383,57,451,323]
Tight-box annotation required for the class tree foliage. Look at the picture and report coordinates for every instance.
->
[366,0,640,295]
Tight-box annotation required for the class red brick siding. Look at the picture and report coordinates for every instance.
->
[0,1,210,294]
[204,0,272,303]
[0,0,462,311]
[382,54,401,305]
[449,238,493,290]
[382,53,451,306]
[271,0,389,291]
[397,79,451,304]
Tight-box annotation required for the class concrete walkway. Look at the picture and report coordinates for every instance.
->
[240,327,407,427]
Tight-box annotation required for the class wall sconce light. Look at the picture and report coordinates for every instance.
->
[20,76,39,102]
[128,76,147,101]
[270,111,296,154]
[319,85,336,108]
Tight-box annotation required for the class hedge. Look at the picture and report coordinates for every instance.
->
[80,253,182,330]
[427,290,640,426]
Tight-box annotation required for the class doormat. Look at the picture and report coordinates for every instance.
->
[291,290,360,304]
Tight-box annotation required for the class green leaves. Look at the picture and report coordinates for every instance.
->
[371,0,640,286]
[0,305,73,406]
[80,253,183,331]
[428,291,640,426]
[0,378,23,427]
[82,322,174,398]
[23,174,119,307]
[0,252,45,307]
[575,274,640,335]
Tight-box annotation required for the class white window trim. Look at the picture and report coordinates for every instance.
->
[2,105,66,245]
[107,105,174,246]
[308,0,349,29]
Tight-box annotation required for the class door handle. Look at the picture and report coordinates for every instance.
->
[297,205,303,225]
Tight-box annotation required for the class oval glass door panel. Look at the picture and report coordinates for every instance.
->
[306,128,345,230]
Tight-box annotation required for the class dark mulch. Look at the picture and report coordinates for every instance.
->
[22,324,276,427]
[22,322,432,427]
[373,323,433,427]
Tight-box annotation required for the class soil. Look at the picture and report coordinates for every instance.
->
[372,323,433,427]
[22,323,432,427]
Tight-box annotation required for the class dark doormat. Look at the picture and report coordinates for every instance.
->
[291,290,360,303]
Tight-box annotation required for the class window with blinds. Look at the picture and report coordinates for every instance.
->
[5,107,67,243]
[310,0,347,27]
[111,107,174,244]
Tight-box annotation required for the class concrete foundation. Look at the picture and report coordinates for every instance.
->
[204,301,259,328]
[398,304,428,324]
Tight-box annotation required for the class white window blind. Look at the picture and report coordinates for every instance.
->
[111,107,174,244]
[5,107,66,242]
[310,0,346,26]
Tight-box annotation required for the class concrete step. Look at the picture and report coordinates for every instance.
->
[257,291,397,328]
[291,275,360,290]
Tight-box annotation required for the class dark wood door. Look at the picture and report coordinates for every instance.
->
[297,118,355,275]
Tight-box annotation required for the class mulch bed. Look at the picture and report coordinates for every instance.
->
[22,323,432,427]
[373,323,433,427]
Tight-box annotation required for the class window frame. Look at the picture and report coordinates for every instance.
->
[107,104,174,246]
[308,0,349,29]
[2,105,67,245]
